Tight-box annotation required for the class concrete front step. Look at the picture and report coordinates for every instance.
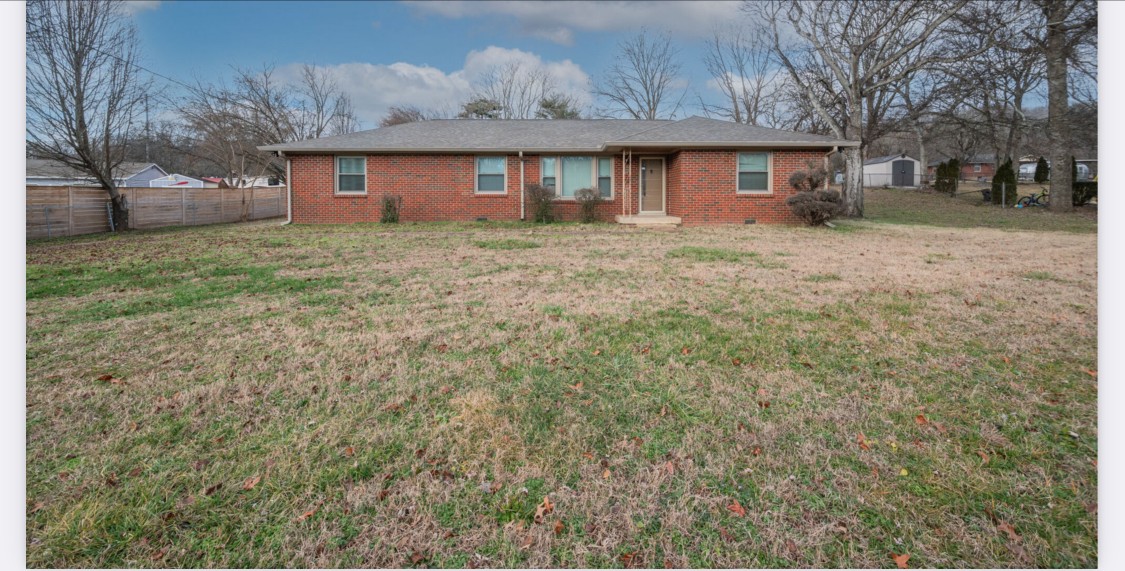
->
[615,214,682,227]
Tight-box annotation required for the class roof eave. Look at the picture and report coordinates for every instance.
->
[260,140,858,154]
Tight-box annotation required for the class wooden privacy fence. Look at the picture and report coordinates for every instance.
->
[26,185,288,239]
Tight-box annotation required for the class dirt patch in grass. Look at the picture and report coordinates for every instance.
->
[26,209,1096,567]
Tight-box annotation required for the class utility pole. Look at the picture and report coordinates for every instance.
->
[144,94,150,163]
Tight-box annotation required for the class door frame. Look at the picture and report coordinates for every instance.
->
[638,157,666,214]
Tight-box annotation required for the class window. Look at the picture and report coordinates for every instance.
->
[541,157,556,189]
[597,157,612,198]
[540,156,613,198]
[737,152,770,193]
[476,156,506,193]
[336,156,366,193]
[973,163,982,173]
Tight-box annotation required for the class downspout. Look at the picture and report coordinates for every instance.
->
[519,151,525,220]
[284,152,292,224]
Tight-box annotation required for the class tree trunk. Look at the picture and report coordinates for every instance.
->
[841,102,864,218]
[914,125,927,187]
[109,191,129,231]
[1044,0,1073,212]
[842,146,864,217]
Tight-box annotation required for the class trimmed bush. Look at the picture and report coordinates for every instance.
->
[1034,156,1049,183]
[990,158,1018,206]
[380,195,402,223]
[786,189,842,226]
[574,188,603,223]
[1073,181,1097,206]
[525,184,556,223]
[934,160,960,195]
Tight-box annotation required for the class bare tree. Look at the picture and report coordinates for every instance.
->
[471,61,561,119]
[180,64,360,189]
[750,0,981,217]
[26,0,146,230]
[1028,0,1096,211]
[595,30,687,119]
[381,105,428,127]
[700,24,788,127]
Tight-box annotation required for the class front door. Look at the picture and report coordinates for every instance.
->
[640,158,665,213]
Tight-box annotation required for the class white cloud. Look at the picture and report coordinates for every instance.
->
[403,0,743,45]
[121,1,161,16]
[279,46,592,127]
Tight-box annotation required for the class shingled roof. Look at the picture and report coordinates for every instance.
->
[260,116,854,154]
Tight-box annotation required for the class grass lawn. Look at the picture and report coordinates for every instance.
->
[26,194,1097,567]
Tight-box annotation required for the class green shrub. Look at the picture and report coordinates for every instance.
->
[787,161,828,192]
[1034,156,1049,183]
[1073,181,1097,206]
[990,158,1018,206]
[574,187,603,223]
[934,160,959,195]
[380,195,402,223]
[526,184,555,223]
[786,189,842,226]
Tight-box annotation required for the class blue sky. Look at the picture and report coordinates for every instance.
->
[128,1,748,128]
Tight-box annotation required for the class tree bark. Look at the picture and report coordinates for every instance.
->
[1044,0,1073,212]
[842,103,865,217]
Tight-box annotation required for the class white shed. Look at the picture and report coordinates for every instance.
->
[863,154,921,187]
[149,174,204,188]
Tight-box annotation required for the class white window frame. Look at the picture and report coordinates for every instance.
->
[475,156,507,194]
[540,156,614,200]
[973,163,982,173]
[736,151,772,194]
[335,156,366,195]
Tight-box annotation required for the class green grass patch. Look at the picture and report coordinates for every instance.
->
[474,239,541,250]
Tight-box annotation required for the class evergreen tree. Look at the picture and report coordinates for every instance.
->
[991,158,1018,206]
[1034,156,1049,183]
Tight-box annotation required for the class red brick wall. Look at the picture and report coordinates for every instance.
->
[668,149,826,225]
[290,150,828,225]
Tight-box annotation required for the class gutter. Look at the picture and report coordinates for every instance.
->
[258,141,858,154]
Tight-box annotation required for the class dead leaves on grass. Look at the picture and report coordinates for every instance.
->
[891,552,910,568]
[727,499,747,517]
[242,475,261,491]
[533,495,554,524]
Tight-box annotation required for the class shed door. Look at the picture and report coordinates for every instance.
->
[892,160,915,187]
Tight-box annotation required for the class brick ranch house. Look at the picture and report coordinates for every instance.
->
[261,116,855,226]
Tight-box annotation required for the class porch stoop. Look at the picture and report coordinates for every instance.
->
[615,214,682,228]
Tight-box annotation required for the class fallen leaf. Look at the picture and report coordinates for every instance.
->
[727,499,746,517]
[30,501,45,513]
[571,381,583,390]
[915,414,928,425]
[96,374,114,381]
[857,433,870,450]
[785,539,800,558]
[977,451,990,464]
[295,506,319,522]
[151,548,167,562]
[593,349,602,356]
[553,520,565,535]
[520,533,534,549]
[752,446,762,456]
[603,468,611,479]
[105,473,118,487]
[660,405,668,417]
[204,483,222,496]
[242,475,261,490]
[620,551,638,567]
[731,358,742,366]
[342,446,354,457]
[997,521,1021,542]
[582,451,594,460]
[718,526,734,542]
[439,385,453,395]
[547,314,559,322]
[1084,368,1097,378]
[410,551,426,564]
[891,552,910,568]
[57,471,70,481]
[533,495,554,524]
[1002,356,1011,364]
[663,461,675,474]
[681,347,692,355]
[129,421,138,432]
[758,400,770,409]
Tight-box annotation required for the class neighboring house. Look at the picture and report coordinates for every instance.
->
[926,154,996,181]
[259,117,855,225]
[26,158,168,187]
[863,154,920,187]
[200,177,230,188]
[1017,158,1096,182]
[149,174,205,188]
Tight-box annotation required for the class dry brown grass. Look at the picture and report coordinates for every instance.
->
[26,212,1097,567]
